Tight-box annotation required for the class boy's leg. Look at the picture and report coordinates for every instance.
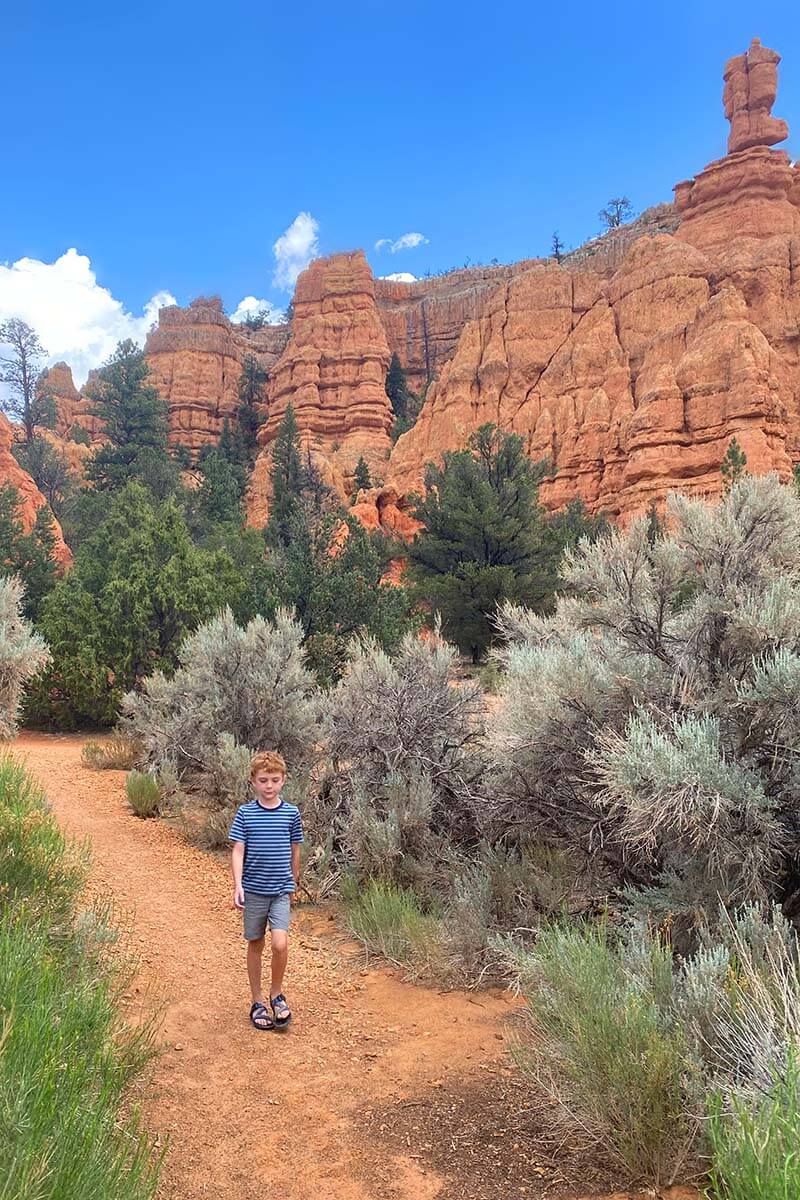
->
[247,936,266,1002]
[270,929,288,998]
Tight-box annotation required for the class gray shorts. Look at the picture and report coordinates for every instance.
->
[243,891,291,940]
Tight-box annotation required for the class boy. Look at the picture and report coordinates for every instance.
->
[229,750,303,1031]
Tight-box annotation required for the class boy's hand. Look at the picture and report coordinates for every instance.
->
[232,885,245,910]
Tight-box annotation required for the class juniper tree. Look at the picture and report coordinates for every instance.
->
[26,483,242,727]
[0,486,57,621]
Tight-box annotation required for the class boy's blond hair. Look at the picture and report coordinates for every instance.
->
[250,749,287,779]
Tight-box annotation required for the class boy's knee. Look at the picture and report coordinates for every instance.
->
[271,929,288,954]
[247,935,265,951]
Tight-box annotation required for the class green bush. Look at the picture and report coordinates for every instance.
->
[510,920,693,1184]
[345,879,438,968]
[708,1053,800,1200]
[125,770,162,818]
[0,754,160,1200]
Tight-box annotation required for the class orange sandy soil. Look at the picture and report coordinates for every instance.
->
[14,732,700,1200]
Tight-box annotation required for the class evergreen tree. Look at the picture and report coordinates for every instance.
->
[0,319,55,442]
[0,486,57,621]
[26,483,242,728]
[385,353,412,420]
[353,456,372,494]
[266,405,305,548]
[721,436,748,492]
[237,355,267,460]
[85,340,177,494]
[645,499,663,546]
[197,447,243,527]
[408,424,564,661]
[13,436,74,518]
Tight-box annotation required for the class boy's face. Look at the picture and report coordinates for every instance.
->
[251,770,286,804]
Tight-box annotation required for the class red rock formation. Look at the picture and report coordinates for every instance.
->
[381,39,800,523]
[724,38,788,153]
[248,252,394,525]
[145,297,287,458]
[0,413,71,567]
[375,266,523,395]
[40,362,105,444]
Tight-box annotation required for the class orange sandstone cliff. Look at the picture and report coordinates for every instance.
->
[383,37,800,520]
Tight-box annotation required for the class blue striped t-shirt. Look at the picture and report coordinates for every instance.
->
[229,799,304,896]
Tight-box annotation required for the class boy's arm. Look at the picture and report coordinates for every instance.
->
[231,841,245,909]
[290,843,301,902]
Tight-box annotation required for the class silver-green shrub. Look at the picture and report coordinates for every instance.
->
[326,628,489,873]
[0,576,50,740]
[490,476,800,933]
[120,608,322,824]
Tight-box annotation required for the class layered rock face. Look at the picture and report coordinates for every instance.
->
[40,362,106,445]
[0,413,71,567]
[248,252,394,525]
[384,38,800,520]
[144,297,288,457]
[375,266,523,395]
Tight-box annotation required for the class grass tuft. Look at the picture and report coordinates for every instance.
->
[82,736,141,771]
[125,771,162,818]
[344,878,438,968]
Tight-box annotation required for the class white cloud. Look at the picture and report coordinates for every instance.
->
[0,248,176,386]
[379,272,417,283]
[272,212,319,291]
[229,295,286,325]
[375,232,429,254]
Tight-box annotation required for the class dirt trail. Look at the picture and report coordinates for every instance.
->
[16,733,693,1200]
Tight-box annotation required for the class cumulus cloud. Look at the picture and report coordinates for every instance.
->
[375,232,429,254]
[379,272,417,283]
[0,248,176,386]
[229,295,286,325]
[272,212,319,291]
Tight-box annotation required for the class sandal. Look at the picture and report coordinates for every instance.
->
[270,993,292,1027]
[249,1001,275,1032]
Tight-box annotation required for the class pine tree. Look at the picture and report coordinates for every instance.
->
[237,354,267,461]
[85,340,176,493]
[353,456,372,494]
[266,405,304,548]
[385,353,412,420]
[409,425,563,661]
[721,436,748,493]
[0,319,55,443]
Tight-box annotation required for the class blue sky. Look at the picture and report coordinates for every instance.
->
[2,0,799,380]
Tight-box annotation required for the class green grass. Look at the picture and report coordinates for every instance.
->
[344,878,438,968]
[125,770,162,818]
[0,755,161,1200]
[708,1054,800,1200]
